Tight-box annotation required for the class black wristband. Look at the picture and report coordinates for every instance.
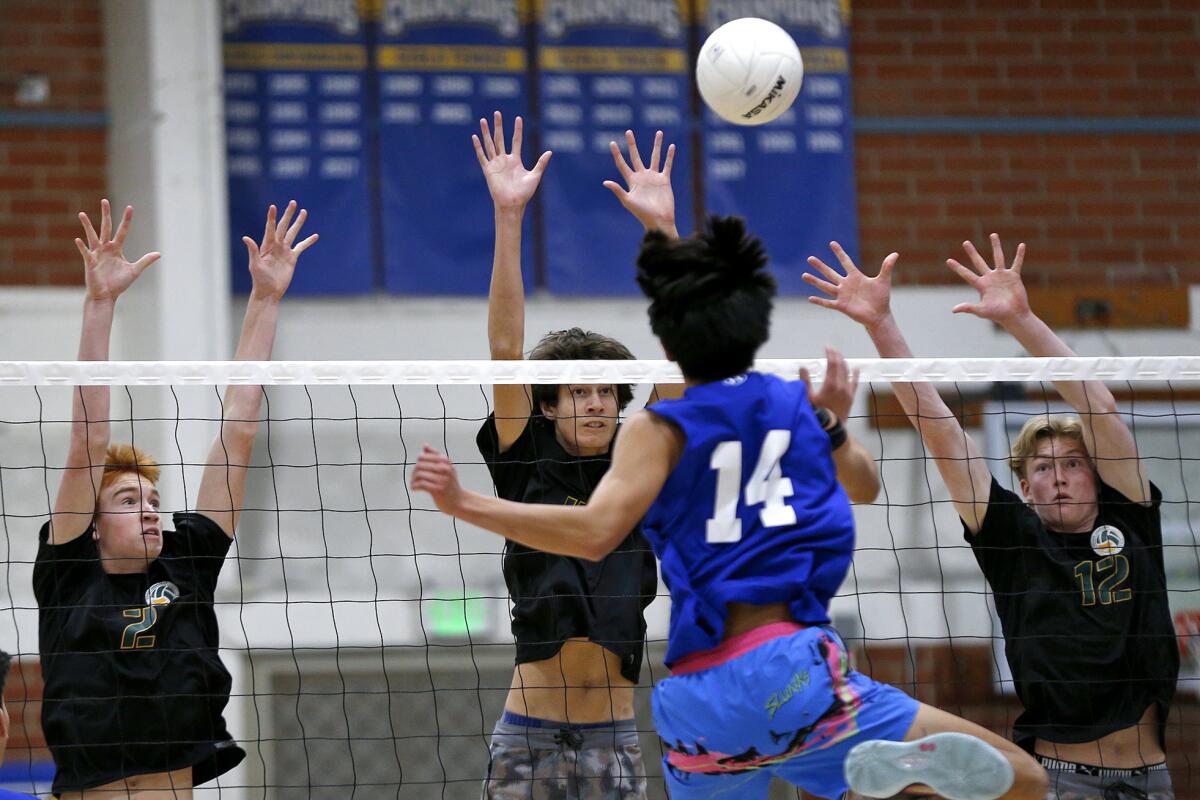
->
[815,407,848,451]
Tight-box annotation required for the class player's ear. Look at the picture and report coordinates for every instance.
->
[1018,476,1032,502]
[0,704,10,740]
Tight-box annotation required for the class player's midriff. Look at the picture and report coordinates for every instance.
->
[505,638,636,723]
[58,766,193,800]
[1035,705,1165,769]
[724,602,797,639]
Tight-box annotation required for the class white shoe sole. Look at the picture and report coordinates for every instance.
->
[844,732,1015,800]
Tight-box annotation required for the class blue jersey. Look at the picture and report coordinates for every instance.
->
[644,371,856,666]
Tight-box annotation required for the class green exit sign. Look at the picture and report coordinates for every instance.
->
[425,592,490,639]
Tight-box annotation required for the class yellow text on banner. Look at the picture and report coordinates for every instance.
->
[223,43,368,71]
[376,45,527,72]
[539,47,686,74]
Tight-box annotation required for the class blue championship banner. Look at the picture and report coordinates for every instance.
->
[222,0,375,294]
[700,0,857,295]
[376,0,533,294]
[537,0,694,295]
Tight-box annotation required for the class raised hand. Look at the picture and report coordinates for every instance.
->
[804,242,898,329]
[75,199,160,302]
[800,347,860,423]
[474,111,551,211]
[603,129,677,236]
[410,445,466,516]
[946,233,1030,324]
[243,200,317,301]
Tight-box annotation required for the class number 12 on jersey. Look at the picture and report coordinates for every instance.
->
[707,430,797,543]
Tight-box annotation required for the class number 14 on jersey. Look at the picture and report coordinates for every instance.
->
[707,430,798,543]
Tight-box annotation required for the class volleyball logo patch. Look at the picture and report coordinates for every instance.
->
[145,581,180,607]
[723,374,748,387]
[1090,525,1125,557]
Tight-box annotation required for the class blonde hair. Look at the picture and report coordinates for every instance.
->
[1008,415,1089,478]
[99,444,160,493]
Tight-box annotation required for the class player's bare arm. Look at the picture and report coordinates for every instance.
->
[476,111,551,451]
[413,409,681,560]
[801,346,880,503]
[805,243,992,531]
[947,233,1149,504]
[196,201,316,538]
[50,200,161,545]
[603,128,685,404]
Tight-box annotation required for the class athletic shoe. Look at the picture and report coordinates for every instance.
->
[844,732,1015,800]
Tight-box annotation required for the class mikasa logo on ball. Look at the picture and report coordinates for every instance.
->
[1090,525,1125,557]
[742,76,788,119]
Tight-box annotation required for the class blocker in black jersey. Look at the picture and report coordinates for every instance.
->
[966,478,1177,750]
[477,414,658,684]
[34,513,245,795]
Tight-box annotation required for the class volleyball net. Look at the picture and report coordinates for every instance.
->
[1,356,1198,798]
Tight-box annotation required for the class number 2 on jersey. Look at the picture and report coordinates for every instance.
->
[706,430,797,543]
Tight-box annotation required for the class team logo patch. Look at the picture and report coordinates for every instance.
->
[145,581,180,606]
[1090,525,1125,556]
[723,374,748,386]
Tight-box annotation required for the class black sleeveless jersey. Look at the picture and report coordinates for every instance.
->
[965,479,1177,748]
[34,514,245,794]
[476,414,658,684]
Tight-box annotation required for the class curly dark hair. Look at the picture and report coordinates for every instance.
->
[527,327,636,413]
[636,215,776,382]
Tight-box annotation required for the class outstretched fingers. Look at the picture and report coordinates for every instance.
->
[112,205,134,247]
[989,232,1006,272]
[479,117,497,160]
[625,130,644,171]
[261,205,277,249]
[829,241,861,275]
[531,149,552,177]
[807,254,844,284]
[1011,241,1026,274]
[648,130,663,172]
[293,233,319,255]
[946,257,979,285]
[608,140,633,182]
[131,251,162,275]
[492,110,506,156]
[961,239,991,275]
[99,198,113,243]
[275,200,298,241]
[879,252,900,278]
[78,212,99,249]
[284,207,308,245]
[662,142,675,176]
[801,271,839,297]
[510,115,524,159]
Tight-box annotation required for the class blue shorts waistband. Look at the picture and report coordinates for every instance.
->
[500,711,633,730]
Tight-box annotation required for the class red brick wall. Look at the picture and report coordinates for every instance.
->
[852,0,1200,285]
[0,0,105,287]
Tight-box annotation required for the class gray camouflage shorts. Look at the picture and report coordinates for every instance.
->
[482,715,647,800]
[1038,756,1174,800]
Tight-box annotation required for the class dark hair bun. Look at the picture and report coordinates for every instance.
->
[637,215,774,312]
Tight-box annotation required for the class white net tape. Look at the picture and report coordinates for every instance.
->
[2,355,1199,385]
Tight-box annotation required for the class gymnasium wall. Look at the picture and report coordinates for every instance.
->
[0,0,1197,291]
[0,0,105,287]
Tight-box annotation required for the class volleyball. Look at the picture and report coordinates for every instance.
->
[696,17,804,126]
